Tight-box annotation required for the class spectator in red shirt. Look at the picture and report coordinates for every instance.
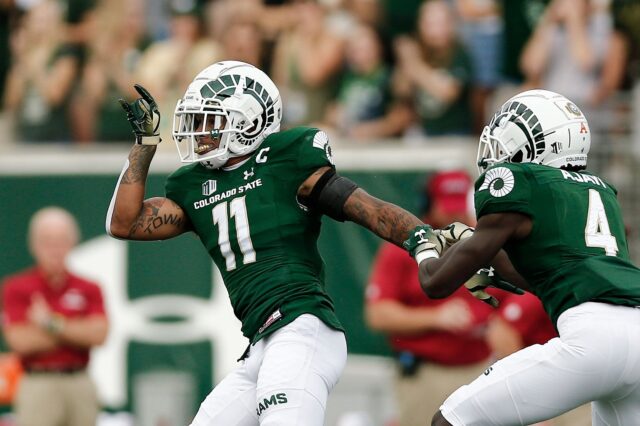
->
[1,206,108,426]
[486,293,591,426]
[365,170,496,426]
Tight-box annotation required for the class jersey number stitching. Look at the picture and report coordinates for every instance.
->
[585,189,618,256]
[212,196,256,271]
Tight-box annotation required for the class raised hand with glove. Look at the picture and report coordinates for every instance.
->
[119,84,161,145]
[106,83,191,241]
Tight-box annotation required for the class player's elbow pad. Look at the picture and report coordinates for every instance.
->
[300,168,358,221]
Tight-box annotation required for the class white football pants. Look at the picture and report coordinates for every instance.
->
[440,302,640,425]
[189,314,347,426]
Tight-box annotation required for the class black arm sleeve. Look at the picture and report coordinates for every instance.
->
[299,168,359,222]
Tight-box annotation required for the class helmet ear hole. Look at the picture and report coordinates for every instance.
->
[511,151,523,163]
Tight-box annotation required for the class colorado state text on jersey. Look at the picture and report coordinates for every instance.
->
[193,179,263,209]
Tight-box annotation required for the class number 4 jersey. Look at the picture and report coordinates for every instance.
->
[475,163,640,325]
[165,127,343,343]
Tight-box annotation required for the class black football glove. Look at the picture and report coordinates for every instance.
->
[119,84,161,145]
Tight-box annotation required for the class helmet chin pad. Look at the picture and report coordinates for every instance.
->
[200,150,230,169]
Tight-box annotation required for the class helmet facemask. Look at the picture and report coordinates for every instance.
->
[477,110,538,174]
[478,114,512,173]
[173,82,265,169]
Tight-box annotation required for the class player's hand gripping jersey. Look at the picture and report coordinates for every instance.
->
[475,162,640,324]
[165,127,343,342]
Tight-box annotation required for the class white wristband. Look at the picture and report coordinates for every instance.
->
[415,249,439,265]
[137,135,162,145]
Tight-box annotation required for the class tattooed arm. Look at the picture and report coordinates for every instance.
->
[298,166,422,247]
[343,189,423,247]
[106,145,192,240]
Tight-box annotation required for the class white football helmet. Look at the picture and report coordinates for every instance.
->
[477,89,590,174]
[172,61,283,169]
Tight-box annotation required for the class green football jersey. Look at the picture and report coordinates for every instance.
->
[475,163,640,325]
[165,127,343,343]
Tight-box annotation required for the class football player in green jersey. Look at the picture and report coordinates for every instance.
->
[405,89,640,425]
[105,61,431,426]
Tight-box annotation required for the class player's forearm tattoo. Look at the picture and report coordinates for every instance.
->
[128,199,186,237]
[122,145,157,184]
[344,190,422,247]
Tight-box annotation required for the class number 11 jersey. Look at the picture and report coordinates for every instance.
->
[165,127,343,343]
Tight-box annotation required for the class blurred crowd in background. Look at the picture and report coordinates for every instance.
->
[1,0,639,148]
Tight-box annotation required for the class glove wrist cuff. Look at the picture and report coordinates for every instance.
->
[415,249,439,265]
[136,135,162,146]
